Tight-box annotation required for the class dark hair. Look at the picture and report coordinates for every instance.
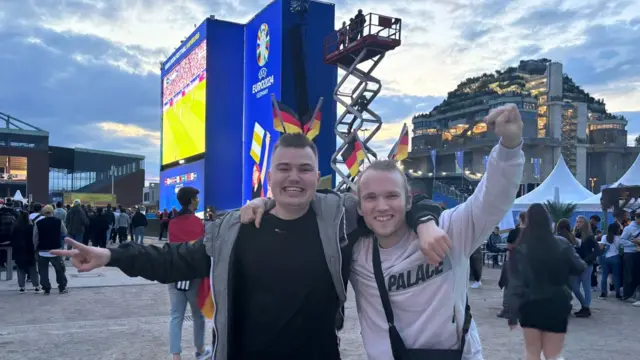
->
[177,186,199,208]
[518,203,561,274]
[33,202,43,213]
[634,212,640,220]
[556,218,576,245]
[96,207,104,215]
[589,215,601,222]
[16,209,29,228]
[606,222,620,244]
[272,133,318,158]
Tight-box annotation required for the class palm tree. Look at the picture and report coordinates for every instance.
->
[544,200,577,225]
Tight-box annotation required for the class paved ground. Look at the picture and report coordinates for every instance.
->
[1,262,638,359]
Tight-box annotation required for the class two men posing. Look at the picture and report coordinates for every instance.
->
[54,104,524,359]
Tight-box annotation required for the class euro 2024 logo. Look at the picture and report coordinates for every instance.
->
[253,23,274,98]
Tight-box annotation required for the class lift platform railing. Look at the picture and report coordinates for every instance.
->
[323,13,402,58]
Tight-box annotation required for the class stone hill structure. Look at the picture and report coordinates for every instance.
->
[407,59,637,194]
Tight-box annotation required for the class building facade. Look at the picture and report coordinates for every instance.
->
[408,59,638,193]
[0,112,145,206]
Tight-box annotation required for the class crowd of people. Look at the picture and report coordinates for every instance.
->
[162,41,207,105]
[0,199,149,294]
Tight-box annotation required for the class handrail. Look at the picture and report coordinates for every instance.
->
[324,12,402,59]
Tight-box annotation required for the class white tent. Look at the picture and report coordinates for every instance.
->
[512,155,594,210]
[576,154,640,211]
[13,190,24,202]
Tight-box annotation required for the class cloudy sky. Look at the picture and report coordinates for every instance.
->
[1,0,639,183]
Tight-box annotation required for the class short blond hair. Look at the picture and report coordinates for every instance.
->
[42,205,54,215]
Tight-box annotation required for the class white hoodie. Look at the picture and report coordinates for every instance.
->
[350,142,524,360]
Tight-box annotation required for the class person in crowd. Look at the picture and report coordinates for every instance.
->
[571,215,599,318]
[158,208,170,240]
[29,202,43,223]
[85,205,96,245]
[589,215,602,292]
[34,205,68,294]
[486,226,507,266]
[470,245,484,289]
[497,212,526,319]
[131,207,148,245]
[338,21,348,49]
[53,132,439,360]
[619,211,640,304]
[53,201,66,222]
[0,199,16,267]
[507,204,586,360]
[598,222,622,299]
[166,187,211,360]
[353,9,366,39]
[91,207,110,249]
[9,203,40,293]
[115,206,130,244]
[615,209,630,229]
[105,204,116,244]
[66,199,90,246]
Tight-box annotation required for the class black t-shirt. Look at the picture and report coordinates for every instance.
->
[230,208,341,360]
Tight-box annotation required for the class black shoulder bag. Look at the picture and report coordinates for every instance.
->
[372,237,472,360]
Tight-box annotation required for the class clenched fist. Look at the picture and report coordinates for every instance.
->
[417,220,452,265]
[484,103,523,149]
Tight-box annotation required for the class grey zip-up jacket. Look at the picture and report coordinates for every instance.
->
[204,191,359,359]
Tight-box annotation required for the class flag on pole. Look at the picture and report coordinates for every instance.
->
[250,122,265,164]
[388,123,409,161]
[342,136,366,177]
[303,107,322,140]
[455,151,464,174]
[272,100,303,134]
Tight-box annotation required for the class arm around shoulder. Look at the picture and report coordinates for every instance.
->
[107,240,211,283]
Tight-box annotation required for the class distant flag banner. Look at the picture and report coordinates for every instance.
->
[533,158,541,179]
[189,240,214,320]
[164,172,197,186]
[250,122,266,164]
[455,151,464,174]
[272,100,303,134]
[430,149,437,168]
[342,136,366,177]
[483,155,489,172]
[389,123,409,161]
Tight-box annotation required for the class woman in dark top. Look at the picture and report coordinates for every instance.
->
[11,210,40,293]
[507,204,586,360]
[571,215,599,318]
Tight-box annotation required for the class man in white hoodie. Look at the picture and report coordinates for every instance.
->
[242,103,524,360]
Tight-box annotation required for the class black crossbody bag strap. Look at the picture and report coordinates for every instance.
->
[372,237,473,360]
[372,237,410,359]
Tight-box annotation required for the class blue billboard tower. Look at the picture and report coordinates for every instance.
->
[159,0,337,214]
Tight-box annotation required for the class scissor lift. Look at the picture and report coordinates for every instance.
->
[324,13,402,191]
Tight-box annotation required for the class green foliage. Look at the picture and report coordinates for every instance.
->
[544,200,577,224]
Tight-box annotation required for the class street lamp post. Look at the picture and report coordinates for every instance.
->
[110,165,116,195]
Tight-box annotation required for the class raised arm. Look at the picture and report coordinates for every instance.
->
[441,105,525,257]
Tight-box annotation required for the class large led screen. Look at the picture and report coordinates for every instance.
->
[159,159,205,217]
[161,30,207,166]
[242,3,282,203]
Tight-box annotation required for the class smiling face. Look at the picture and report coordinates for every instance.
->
[357,168,409,241]
[268,145,319,210]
